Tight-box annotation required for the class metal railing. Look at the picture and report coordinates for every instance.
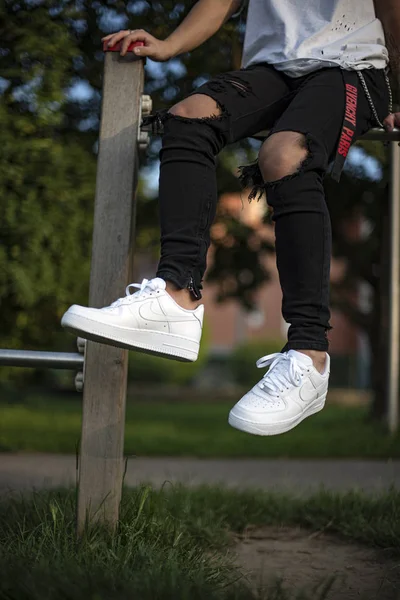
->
[0,349,84,370]
[0,338,86,391]
[388,137,400,433]
[252,127,400,141]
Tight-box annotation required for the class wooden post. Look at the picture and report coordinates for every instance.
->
[77,44,144,534]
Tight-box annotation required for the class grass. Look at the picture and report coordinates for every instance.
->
[0,485,399,599]
[0,393,399,458]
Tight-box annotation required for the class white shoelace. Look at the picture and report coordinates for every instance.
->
[109,278,163,308]
[256,352,305,396]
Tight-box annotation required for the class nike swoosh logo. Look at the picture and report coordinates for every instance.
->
[299,379,318,403]
[138,300,196,323]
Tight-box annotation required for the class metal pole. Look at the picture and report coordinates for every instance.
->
[245,127,400,143]
[388,140,400,434]
[363,127,400,141]
[0,349,84,370]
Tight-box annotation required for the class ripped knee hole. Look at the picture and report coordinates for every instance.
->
[168,94,224,121]
[259,133,310,183]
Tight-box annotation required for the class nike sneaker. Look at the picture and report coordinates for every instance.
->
[229,350,330,435]
[61,277,203,362]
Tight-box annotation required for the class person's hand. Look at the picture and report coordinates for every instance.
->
[102,29,174,61]
[383,110,400,132]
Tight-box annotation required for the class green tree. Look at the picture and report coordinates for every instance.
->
[0,0,251,354]
[324,146,391,419]
[0,1,96,353]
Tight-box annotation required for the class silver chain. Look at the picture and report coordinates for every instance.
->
[357,70,393,129]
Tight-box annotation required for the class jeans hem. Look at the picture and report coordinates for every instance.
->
[156,270,203,300]
[156,270,188,288]
[285,341,329,351]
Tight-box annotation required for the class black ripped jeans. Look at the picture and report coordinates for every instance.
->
[154,64,389,351]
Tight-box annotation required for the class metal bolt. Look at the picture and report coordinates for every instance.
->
[141,95,152,116]
[77,337,86,354]
[76,338,86,391]
[75,371,84,392]
[138,130,150,151]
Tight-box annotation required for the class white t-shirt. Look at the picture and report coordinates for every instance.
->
[241,0,389,77]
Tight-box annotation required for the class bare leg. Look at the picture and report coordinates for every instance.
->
[166,281,201,310]
[297,350,327,373]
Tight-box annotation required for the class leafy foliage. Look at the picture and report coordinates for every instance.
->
[0,1,96,352]
[0,0,252,357]
[324,154,390,415]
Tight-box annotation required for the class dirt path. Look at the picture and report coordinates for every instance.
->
[234,527,400,599]
[1,454,399,597]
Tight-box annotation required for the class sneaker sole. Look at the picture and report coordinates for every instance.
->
[228,394,327,436]
[61,312,199,362]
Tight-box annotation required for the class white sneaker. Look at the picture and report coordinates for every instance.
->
[229,350,330,435]
[61,278,203,362]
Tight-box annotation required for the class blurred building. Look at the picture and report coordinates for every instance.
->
[203,192,361,387]
[135,191,364,388]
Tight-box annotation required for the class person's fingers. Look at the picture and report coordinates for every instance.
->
[100,29,157,56]
[105,31,129,48]
[393,113,400,128]
[120,30,152,55]
[383,114,395,132]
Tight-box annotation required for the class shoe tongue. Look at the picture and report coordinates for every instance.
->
[149,277,166,290]
[287,349,313,366]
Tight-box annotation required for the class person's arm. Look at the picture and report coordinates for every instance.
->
[102,0,242,60]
